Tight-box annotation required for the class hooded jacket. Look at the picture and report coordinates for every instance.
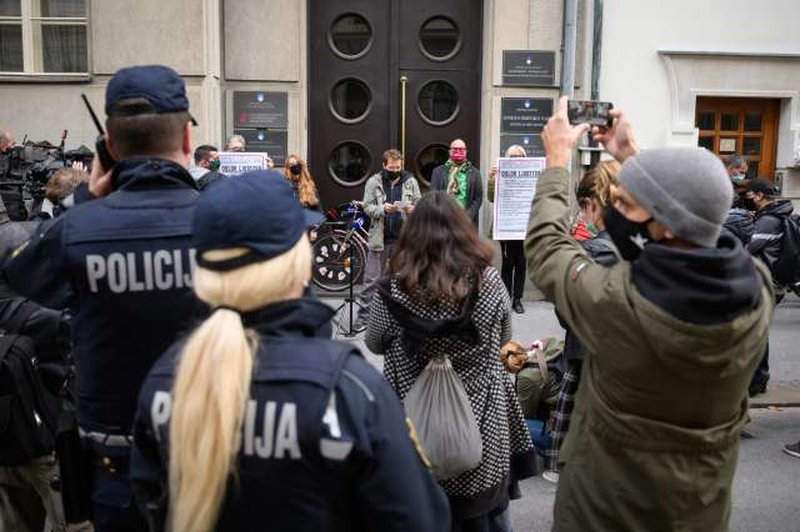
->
[747,199,793,287]
[526,167,773,532]
[362,170,420,251]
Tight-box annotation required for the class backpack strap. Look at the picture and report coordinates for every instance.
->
[2,299,39,335]
[533,349,549,387]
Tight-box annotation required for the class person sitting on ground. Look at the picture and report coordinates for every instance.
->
[366,191,535,531]
[130,171,450,532]
[282,154,320,210]
[526,97,772,532]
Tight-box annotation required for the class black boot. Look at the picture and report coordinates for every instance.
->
[512,298,525,314]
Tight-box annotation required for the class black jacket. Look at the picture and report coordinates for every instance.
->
[430,163,483,227]
[3,158,203,434]
[723,208,755,245]
[131,298,450,532]
[748,199,794,287]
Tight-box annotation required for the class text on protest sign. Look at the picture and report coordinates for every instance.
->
[218,152,270,176]
[493,157,545,240]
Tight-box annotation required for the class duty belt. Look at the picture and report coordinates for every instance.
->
[78,428,133,448]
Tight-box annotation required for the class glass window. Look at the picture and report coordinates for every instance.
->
[744,113,762,132]
[743,137,761,156]
[697,136,713,151]
[0,25,23,71]
[696,111,714,131]
[0,0,21,16]
[419,16,460,60]
[418,80,459,124]
[41,24,87,72]
[329,13,372,59]
[720,113,739,132]
[329,78,371,122]
[39,0,84,17]
[416,144,449,184]
[329,142,372,186]
[0,0,87,73]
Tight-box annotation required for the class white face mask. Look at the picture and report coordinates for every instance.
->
[731,173,746,184]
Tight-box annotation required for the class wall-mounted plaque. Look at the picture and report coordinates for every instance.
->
[233,129,288,166]
[233,91,288,129]
[499,134,544,158]
[502,50,556,87]
[500,98,553,134]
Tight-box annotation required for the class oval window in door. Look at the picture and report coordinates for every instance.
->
[415,143,449,187]
[419,16,461,61]
[329,13,372,59]
[328,141,372,187]
[329,77,372,123]
[417,80,459,125]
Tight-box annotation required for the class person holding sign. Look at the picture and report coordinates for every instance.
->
[488,145,528,314]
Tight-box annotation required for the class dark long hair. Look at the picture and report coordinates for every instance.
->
[390,191,494,301]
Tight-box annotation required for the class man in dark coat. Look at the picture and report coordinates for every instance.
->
[744,178,793,395]
[430,139,483,228]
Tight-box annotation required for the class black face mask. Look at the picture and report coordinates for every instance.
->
[289,164,302,176]
[741,197,757,211]
[603,206,653,261]
[386,170,401,180]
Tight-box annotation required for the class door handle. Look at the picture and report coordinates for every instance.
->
[400,75,408,159]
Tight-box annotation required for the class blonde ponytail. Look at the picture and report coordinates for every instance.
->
[167,236,312,532]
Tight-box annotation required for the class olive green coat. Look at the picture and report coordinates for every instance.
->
[525,167,773,532]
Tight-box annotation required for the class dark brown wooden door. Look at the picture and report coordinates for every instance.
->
[308,0,483,207]
[695,97,780,179]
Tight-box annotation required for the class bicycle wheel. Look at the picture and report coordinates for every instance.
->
[311,233,366,291]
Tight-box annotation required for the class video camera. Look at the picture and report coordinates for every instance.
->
[1,140,93,201]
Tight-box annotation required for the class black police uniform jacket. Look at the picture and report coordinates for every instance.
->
[130,298,450,531]
[3,158,202,434]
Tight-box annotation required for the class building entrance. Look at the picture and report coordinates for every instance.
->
[308,0,483,207]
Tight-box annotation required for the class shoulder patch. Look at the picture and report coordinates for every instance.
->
[11,240,30,258]
[570,261,589,281]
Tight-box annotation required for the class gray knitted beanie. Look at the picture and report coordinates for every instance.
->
[618,147,732,247]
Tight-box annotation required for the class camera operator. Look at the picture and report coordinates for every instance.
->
[0,130,28,222]
[0,220,75,532]
[3,65,202,532]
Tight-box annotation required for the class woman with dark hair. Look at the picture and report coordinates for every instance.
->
[282,154,320,210]
[366,191,536,532]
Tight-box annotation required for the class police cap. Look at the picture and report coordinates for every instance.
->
[106,65,197,125]
[192,170,324,271]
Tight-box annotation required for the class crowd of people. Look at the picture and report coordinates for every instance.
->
[0,63,796,532]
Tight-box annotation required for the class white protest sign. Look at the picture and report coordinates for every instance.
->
[218,152,269,176]
[493,157,546,240]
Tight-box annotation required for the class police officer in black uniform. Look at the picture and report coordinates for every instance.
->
[130,171,450,532]
[3,65,202,531]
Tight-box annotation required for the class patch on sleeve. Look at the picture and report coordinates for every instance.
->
[570,261,589,281]
[406,417,433,469]
[11,240,29,258]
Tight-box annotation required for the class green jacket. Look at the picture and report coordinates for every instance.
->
[362,171,421,251]
[526,167,773,532]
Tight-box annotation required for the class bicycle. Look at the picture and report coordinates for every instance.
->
[311,201,369,292]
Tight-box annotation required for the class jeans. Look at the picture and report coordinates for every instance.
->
[355,242,395,324]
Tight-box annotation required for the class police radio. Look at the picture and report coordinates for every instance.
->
[80,94,117,173]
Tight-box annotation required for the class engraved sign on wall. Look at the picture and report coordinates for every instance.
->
[233,129,289,167]
[502,50,556,87]
[233,91,288,129]
[500,98,553,134]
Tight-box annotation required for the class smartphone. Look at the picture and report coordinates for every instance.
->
[567,100,614,128]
